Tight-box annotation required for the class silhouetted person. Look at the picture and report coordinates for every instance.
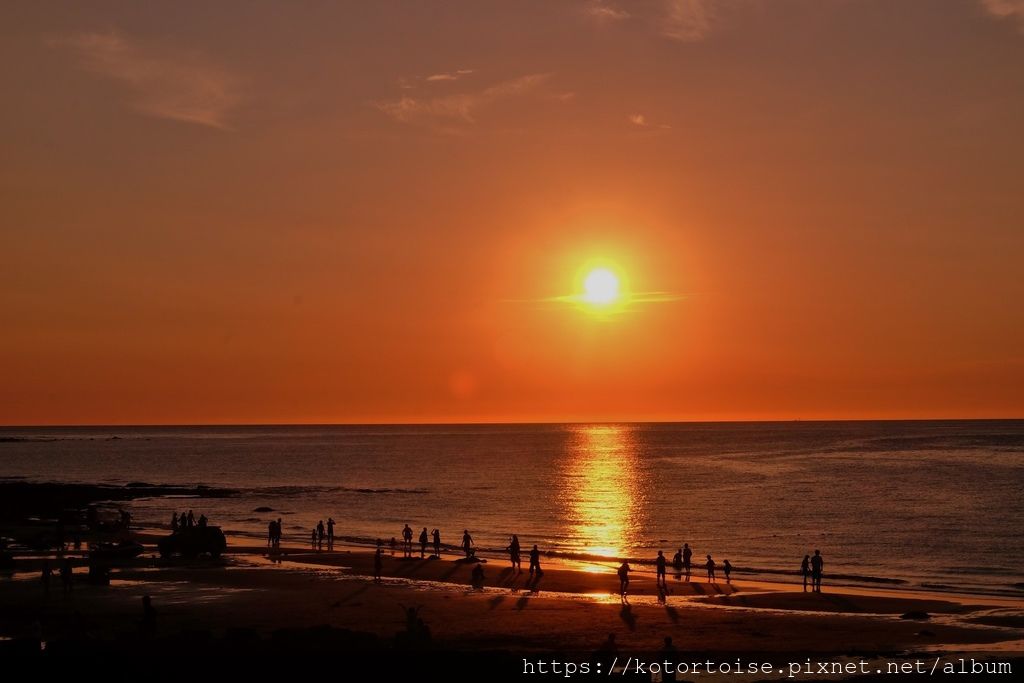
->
[672,548,683,575]
[529,544,542,577]
[267,520,276,547]
[317,520,325,550]
[374,542,383,582]
[801,554,811,592]
[811,549,824,592]
[508,535,521,572]
[683,543,692,577]
[724,559,732,583]
[171,512,179,533]
[41,560,52,597]
[705,554,716,583]
[661,637,677,682]
[617,561,631,601]
[311,528,317,549]
[275,518,282,547]
[431,528,441,557]
[327,518,335,550]
[471,563,485,589]
[197,514,207,528]
[60,558,73,595]
[186,510,195,528]
[656,550,667,586]
[461,529,473,559]
[419,527,428,558]
[180,511,188,532]
[402,524,413,558]
[141,594,157,638]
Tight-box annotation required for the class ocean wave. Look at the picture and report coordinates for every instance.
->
[248,485,428,496]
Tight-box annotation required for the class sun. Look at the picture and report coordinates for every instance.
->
[582,268,621,305]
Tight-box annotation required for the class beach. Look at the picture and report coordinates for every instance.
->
[2,527,1023,678]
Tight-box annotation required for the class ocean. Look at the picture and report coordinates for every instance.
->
[1,420,1022,595]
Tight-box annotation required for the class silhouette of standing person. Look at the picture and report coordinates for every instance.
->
[186,510,195,528]
[705,554,716,583]
[811,549,824,592]
[275,518,282,547]
[656,550,667,587]
[461,529,473,559]
[723,559,732,583]
[529,544,542,577]
[171,512,179,533]
[431,528,441,558]
[801,554,811,592]
[661,636,677,682]
[402,524,413,558]
[267,520,275,547]
[374,541,383,582]
[316,520,325,550]
[311,528,317,549]
[41,560,52,598]
[617,561,631,602]
[683,543,692,579]
[672,548,683,576]
[508,535,521,572]
[418,527,428,558]
[197,514,207,528]
[327,518,335,550]
[60,557,73,595]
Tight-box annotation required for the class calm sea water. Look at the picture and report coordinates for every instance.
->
[2,421,1022,594]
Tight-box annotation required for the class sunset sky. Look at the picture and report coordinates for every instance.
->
[2,1,1023,424]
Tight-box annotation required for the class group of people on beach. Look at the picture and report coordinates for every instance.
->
[801,550,825,592]
[170,510,207,532]
[309,518,335,550]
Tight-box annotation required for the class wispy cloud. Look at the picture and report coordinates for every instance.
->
[661,0,714,42]
[629,113,671,130]
[586,2,631,21]
[376,73,551,126]
[979,0,1024,32]
[425,69,475,82]
[50,30,240,129]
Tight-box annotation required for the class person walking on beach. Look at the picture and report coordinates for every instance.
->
[508,535,522,572]
[374,541,383,582]
[811,549,824,592]
[186,510,195,528]
[41,560,52,598]
[471,563,485,589]
[529,544,542,577]
[705,554,716,583]
[267,520,275,547]
[311,528,318,549]
[723,559,733,583]
[683,543,692,578]
[60,557,73,595]
[327,518,335,550]
[419,527,428,558]
[402,524,413,558]
[656,550,667,587]
[672,548,683,576]
[461,529,474,559]
[617,561,631,602]
[171,512,179,533]
[801,554,811,592]
[316,520,326,550]
[431,528,441,558]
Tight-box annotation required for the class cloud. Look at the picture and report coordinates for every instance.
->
[375,73,551,126]
[629,113,648,126]
[661,0,714,42]
[425,69,475,82]
[979,0,1024,31]
[51,30,239,129]
[586,3,631,21]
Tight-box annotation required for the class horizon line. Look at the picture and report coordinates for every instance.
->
[2,416,1023,429]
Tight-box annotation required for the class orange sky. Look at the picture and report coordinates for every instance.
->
[2,1,1023,424]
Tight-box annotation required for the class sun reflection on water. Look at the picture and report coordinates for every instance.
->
[560,425,646,558]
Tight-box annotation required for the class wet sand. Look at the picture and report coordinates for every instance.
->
[3,538,1022,659]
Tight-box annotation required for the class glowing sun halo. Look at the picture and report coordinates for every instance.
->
[582,268,621,305]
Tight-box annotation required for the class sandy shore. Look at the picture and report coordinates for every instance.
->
[3,538,1022,661]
